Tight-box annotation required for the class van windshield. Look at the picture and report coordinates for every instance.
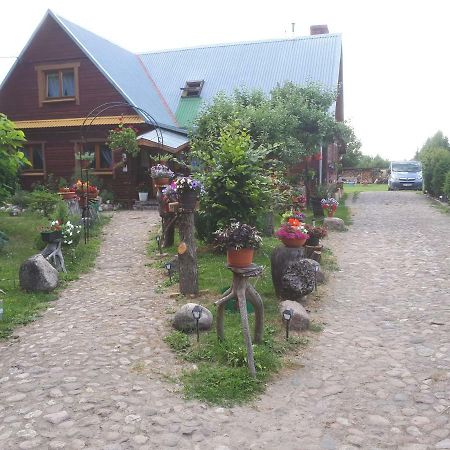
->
[391,162,421,172]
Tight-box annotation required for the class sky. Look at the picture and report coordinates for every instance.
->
[1,0,449,161]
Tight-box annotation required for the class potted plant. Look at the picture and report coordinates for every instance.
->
[214,221,262,267]
[304,224,327,246]
[281,210,306,224]
[175,176,203,210]
[72,180,99,206]
[106,123,140,157]
[75,152,95,169]
[58,187,77,200]
[137,182,149,202]
[41,220,63,243]
[309,184,330,217]
[275,222,309,248]
[321,197,339,217]
[150,164,174,186]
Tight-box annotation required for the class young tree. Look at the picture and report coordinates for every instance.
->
[0,113,27,202]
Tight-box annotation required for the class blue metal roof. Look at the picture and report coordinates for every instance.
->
[53,12,176,128]
[139,34,342,123]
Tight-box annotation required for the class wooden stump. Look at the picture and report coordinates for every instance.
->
[161,213,175,248]
[178,212,198,295]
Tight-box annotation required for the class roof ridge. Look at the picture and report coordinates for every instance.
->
[139,33,341,56]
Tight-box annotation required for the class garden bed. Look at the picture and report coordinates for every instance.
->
[0,211,110,339]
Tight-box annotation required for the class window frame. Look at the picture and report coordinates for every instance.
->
[181,80,204,98]
[36,62,80,106]
[76,142,113,174]
[22,143,45,175]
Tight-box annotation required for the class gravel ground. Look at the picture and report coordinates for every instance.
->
[0,192,449,450]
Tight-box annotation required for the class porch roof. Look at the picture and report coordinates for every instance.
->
[137,129,189,153]
[13,115,144,129]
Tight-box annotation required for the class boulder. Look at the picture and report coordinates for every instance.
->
[281,259,315,300]
[19,254,58,292]
[324,217,346,231]
[303,258,325,283]
[271,246,306,298]
[173,303,213,332]
[279,300,310,331]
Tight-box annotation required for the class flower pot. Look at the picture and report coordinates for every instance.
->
[306,236,320,246]
[280,237,307,248]
[227,248,254,268]
[178,191,198,210]
[60,192,77,200]
[79,159,91,169]
[153,177,170,187]
[41,231,62,243]
[138,192,148,202]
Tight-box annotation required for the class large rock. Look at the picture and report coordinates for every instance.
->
[324,217,346,231]
[271,246,306,299]
[281,259,315,300]
[279,300,310,331]
[173,303,213,332]
[19,254,58,292]
[303,258,325,284]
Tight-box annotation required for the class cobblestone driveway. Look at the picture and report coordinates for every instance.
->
[0,192,449,449]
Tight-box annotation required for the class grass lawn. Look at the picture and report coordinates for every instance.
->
[149,204,347,406]
[342,183,388,193]
[0,211,110,339]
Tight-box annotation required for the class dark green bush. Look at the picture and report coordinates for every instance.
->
[10,190,32,208]
[444,171,450,199]
[432,153,450,196]
[0,230,8,251]
[28,190,61,218]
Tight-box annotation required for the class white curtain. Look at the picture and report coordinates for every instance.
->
[47,73,59,97]
[62,72,75,96]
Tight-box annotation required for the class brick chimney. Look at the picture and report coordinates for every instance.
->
[310,25,329,35]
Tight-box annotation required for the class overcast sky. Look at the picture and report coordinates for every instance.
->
[1,0,449,160]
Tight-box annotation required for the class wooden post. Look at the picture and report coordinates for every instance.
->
[161,213,175,247]
[178,211,198,295]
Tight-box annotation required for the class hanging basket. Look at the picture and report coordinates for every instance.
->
[227,248,254,268]
[280,237,307,248]
[79,159,92,169]
[178,191,198,210]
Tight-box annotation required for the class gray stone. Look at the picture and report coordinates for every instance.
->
[44,411,70,424]
[436,439,450,449]
[303,258,325,283]
[324,217,346,231]
[173,303,213,332]
[279,300,310,331]
[19,254,58,292]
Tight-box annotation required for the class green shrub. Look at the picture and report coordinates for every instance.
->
[10,190,32,208]
[28,189,61,217]
[0,230,8,251]
[192,122,272,241]
[444,171,450,199]
[421,147,450,195]
[164,331,191,352]
[431,152,450,196]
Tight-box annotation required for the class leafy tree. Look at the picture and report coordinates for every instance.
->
[443,171,450,198]
[191,83,360,168]
[421,148,450,195]
[417,131,450,159]
[0,113,28,202]
[431,152,450,196]
[192,122,272,241]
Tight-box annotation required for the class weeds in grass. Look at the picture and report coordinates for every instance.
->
[321,248,339,271]
[309,322,325,333]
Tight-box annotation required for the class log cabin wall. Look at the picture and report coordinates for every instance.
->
[0,15,125,120]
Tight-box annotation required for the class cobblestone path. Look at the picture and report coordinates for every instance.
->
[0,193,449,449]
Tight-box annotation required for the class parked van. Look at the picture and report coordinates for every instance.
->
[388,160,422,191]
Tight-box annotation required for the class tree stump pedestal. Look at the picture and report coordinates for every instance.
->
[40,240,66,273]
[214,264,264,378]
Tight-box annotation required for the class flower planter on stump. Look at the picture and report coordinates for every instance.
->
[281,237,307,248]
[41,231,63,244]
[178,191,198,211]
[153,177,170,187]
[227,248,254,268]
[310,197,324,217]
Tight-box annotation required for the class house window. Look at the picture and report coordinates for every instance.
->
[83,143,113,171]
[46,70,75,98]
[36,62,80,106]
[181,80,204,98]
[22,144,44,173]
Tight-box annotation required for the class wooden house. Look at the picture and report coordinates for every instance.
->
[0,11,344,206]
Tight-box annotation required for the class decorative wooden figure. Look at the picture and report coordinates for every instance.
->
[214,264,264,378]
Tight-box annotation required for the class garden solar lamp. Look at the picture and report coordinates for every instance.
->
[155,235,162,254]
[192,305,203,342]
[165,262,173,282]
[283,308,294,340]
